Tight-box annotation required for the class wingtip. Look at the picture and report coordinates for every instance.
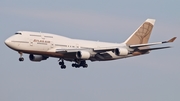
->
[168,37,177,42]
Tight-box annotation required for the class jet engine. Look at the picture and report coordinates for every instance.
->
[76,51,91,59]
[114,48,129,56]
[29,54,48,62]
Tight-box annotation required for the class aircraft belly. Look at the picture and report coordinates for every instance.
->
[63,53,77,59]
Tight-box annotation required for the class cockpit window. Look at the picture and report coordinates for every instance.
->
[15,33,22,35]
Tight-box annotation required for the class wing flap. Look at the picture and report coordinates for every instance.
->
[138,46,171,51]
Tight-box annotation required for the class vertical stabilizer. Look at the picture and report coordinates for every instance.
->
[124,19,155,45]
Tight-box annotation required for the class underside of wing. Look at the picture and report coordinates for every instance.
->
[139,46,171,51]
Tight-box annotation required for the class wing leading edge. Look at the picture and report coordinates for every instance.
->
[129,37,177,48]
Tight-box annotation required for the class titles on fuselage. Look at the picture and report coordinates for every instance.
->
[33,39,50,43]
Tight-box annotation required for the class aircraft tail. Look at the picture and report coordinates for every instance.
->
[124,19,156,45]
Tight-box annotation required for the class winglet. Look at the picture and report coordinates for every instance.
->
[168,37,177,42]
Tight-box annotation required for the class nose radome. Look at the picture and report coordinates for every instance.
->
[5,38,11,46]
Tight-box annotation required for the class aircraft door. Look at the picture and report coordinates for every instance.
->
[41,32,45,39]
[30,39,33,46]
[51,41,54,48]
[76,44,80,48]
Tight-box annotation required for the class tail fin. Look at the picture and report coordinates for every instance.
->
[124,19,155,45]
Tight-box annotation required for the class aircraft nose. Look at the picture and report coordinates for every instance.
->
[5,38,11,46]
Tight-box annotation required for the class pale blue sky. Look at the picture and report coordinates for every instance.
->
[0,0,180,101]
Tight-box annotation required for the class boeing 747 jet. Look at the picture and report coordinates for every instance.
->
[5,19,176,69]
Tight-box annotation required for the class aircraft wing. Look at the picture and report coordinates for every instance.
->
[54,37,176,54]
[93,37,177,52]
[55,49,90,53]
[137,46,171,51]
[129,37,176,48]
[93,47,116,52]
[55,48,116,53]
[54,45,119,53]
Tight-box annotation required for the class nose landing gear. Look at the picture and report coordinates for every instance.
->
[19,57,24,61]
[18,52,24,62]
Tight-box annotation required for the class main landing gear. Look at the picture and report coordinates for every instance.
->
[18,52,24,62]
[58,59,66,69]
[58,59,88,69]
[72,60,88,68]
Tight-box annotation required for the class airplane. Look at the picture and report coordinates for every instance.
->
[4,19,176,69]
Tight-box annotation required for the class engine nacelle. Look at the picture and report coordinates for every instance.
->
[76,51,91,59]
[29,54,48,62]
[114,48,129,56]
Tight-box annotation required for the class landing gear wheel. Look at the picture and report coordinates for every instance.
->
[72,63,76,67]
[72,60,88,68]
[75,65,80,68]
[18,52,24,62]
[83,64,88,68]
[59,62,64,65]
[61,65,66,69]
[19,57,24,61]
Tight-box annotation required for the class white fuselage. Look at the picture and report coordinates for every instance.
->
[5,31,132,61]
